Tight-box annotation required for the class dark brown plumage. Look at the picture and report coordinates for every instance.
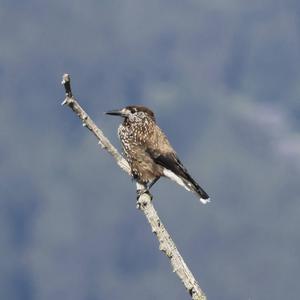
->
[106,105,210,203]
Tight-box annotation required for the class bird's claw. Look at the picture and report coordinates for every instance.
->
[136,189,153,208]
[137,189,152,199]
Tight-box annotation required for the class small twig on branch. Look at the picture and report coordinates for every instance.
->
[61,74,207,300]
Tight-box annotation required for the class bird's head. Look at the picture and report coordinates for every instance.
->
[105,105,156,123]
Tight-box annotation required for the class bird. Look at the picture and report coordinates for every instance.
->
[106,105,210,204]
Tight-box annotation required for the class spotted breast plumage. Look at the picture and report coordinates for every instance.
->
[106,105,210,204]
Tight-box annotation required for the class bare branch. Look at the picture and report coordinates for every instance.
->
[61,74,130,175]
[61,74,207,300]
[137,193,207,300]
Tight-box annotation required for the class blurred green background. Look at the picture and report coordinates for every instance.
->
[1,1,300,299]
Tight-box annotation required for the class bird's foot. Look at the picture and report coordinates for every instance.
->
[136,189,153,209]
[136,188,152,200]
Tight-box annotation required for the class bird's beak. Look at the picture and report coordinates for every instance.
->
[105,109,123,116]
[105,108,129,117]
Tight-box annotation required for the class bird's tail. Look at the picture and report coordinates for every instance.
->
[182,176,210,204]
[163,168,210,204]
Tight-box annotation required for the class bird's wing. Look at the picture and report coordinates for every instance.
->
[147,148,189,180]
[144,125,194,181]
[144,125,209,200]
[145,140,209,199]
[146,148,210,200]
[146,148,194,183]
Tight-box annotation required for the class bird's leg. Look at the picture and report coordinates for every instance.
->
[136,177,159,197]
[136,182,152,201]
[136,178,159,209]
[136,177,160,202]
[147,177,160,191]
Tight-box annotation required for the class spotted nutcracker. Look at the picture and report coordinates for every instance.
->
[106,105,210,204]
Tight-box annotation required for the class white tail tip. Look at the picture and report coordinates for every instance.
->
[200,197,210,204]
